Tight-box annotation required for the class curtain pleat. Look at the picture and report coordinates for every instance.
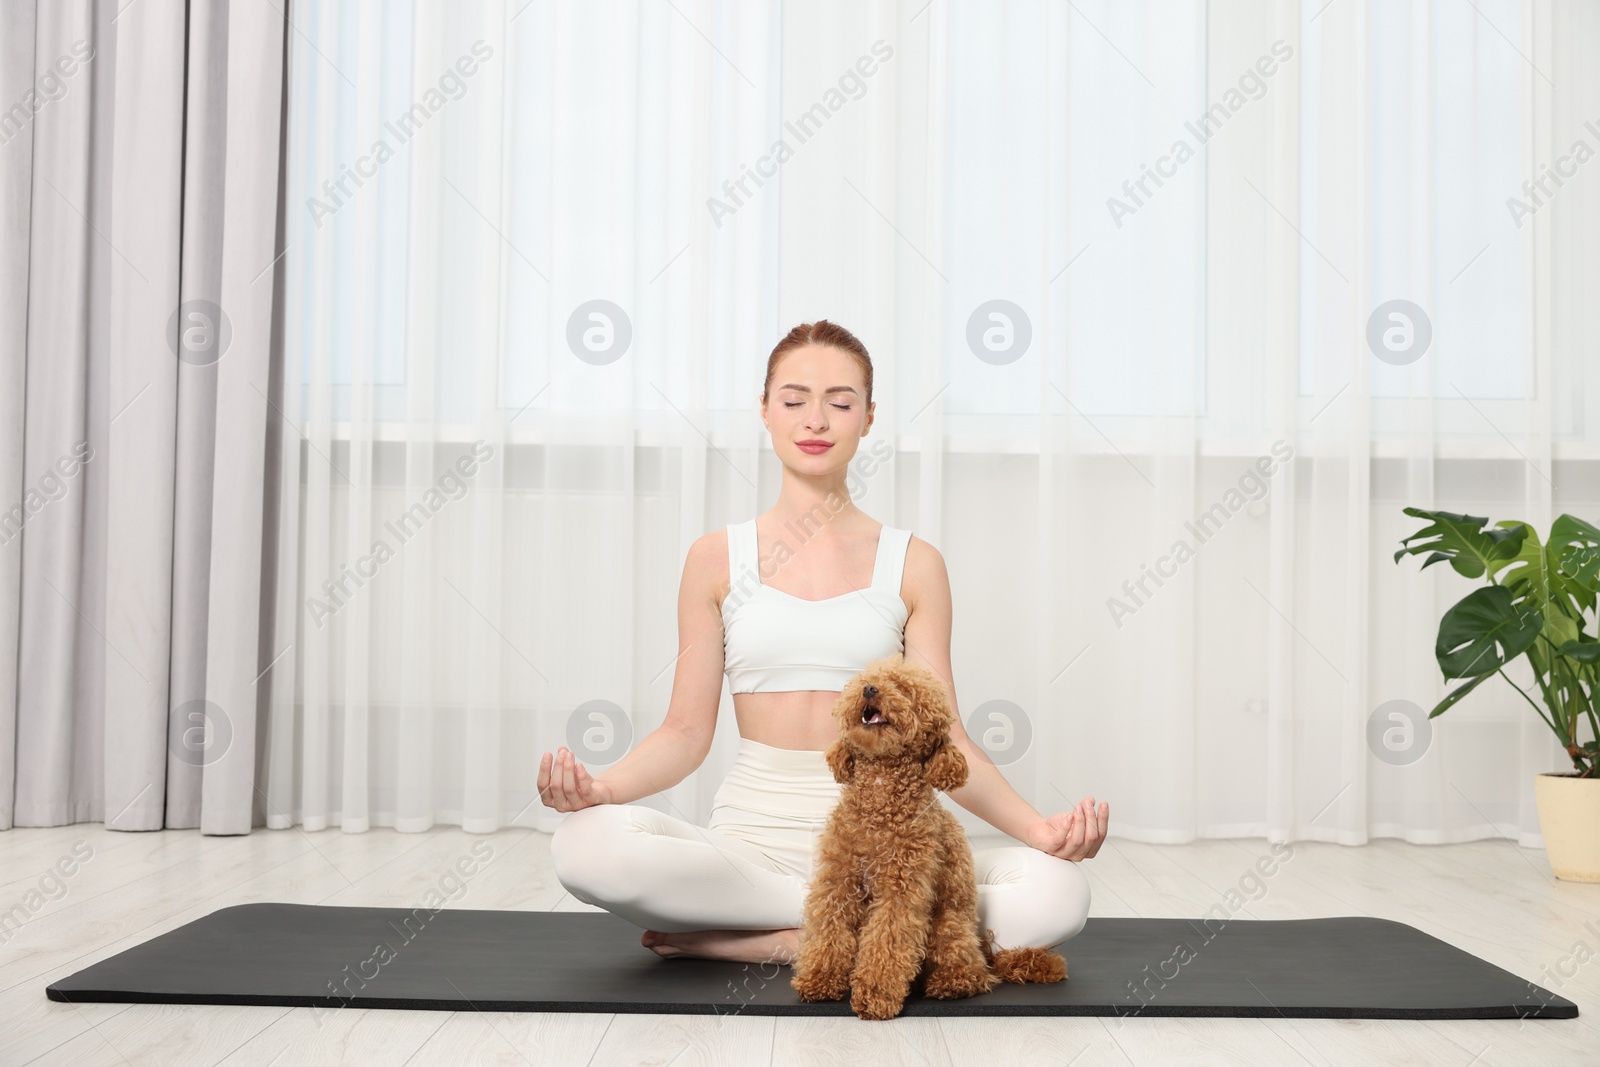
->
[166,0,228,834]
[203,0,288,835]
[464,0,508,835]
[0,0,35,829]
[337,0,381,835]
[16,0,106,830]
[394,0,444,835]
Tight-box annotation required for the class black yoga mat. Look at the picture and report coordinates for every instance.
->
[46,903,1576,1019]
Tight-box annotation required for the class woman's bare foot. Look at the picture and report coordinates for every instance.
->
[641,927,799,964]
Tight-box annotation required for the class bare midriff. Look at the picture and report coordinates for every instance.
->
[730,690,845,751]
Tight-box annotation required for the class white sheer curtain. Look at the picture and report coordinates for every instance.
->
[266,0,1599,848]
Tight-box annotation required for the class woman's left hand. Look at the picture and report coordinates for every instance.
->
[1024,796,1109,861]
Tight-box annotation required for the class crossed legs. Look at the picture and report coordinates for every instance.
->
[550,802,1092,962]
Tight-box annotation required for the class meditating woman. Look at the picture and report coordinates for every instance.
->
[540,319,1108,964]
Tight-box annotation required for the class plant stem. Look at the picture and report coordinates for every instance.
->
[1576,674,1600,778]
[1534,632,1597,776]
[1495,667,1565,743]
[1551,652,1595,776]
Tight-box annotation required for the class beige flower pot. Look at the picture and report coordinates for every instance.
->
[1534,772,1600,883]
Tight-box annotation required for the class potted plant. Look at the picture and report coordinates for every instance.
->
[1395,509,1600,881]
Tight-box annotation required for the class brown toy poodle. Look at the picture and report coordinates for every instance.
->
[791,654,1066,1020]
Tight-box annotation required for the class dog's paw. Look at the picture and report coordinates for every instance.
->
[849,986,907,1021]
[791,970,849,1002]
[923,966,1000,1000]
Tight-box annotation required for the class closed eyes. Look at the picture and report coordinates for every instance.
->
[785,401,851,410]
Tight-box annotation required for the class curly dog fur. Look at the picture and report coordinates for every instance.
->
[790,655,1066,1020]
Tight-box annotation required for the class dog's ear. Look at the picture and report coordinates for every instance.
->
[926,736,967,792]
[825,739,855,784]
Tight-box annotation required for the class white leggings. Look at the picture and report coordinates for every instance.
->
[549,737,1091,950]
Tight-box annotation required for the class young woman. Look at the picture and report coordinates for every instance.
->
[540,320,1109,964]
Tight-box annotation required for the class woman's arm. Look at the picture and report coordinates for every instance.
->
[899,537,1109,861]
[538,532,726,810]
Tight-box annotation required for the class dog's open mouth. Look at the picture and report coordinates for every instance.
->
[860,705,889,726]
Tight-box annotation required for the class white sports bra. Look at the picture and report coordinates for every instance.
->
[721,518,913,694]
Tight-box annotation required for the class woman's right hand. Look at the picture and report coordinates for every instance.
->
[538,746,616,812]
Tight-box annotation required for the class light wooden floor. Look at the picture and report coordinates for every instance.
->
[1,822,1595,1066]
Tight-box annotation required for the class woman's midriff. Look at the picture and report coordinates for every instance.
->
[731,690,847,752]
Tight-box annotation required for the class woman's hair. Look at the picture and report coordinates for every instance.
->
[762,320,873,407]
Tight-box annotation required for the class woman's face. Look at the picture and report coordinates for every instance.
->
[761,344,873,470]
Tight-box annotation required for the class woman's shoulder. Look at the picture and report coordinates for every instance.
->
[684,526,736,608]
[899,528,936,556]
[898,533,945,615]
[690,524,733,556]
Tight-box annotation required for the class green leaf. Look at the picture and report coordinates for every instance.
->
[1427,671,1494,718]
[1550,514,1600,609]
[1496,521,1551,600]
[1559,639,1600,664]
[1497,521,1584,649]
[1435,586,1544,680]
[1394,508,1527,580]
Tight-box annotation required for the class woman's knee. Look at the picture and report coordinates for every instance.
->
[1037,852,1093,943]
[979,847,1092,949]
[549,804,639,903]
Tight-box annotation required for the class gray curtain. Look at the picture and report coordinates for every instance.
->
[0,0,287,835]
